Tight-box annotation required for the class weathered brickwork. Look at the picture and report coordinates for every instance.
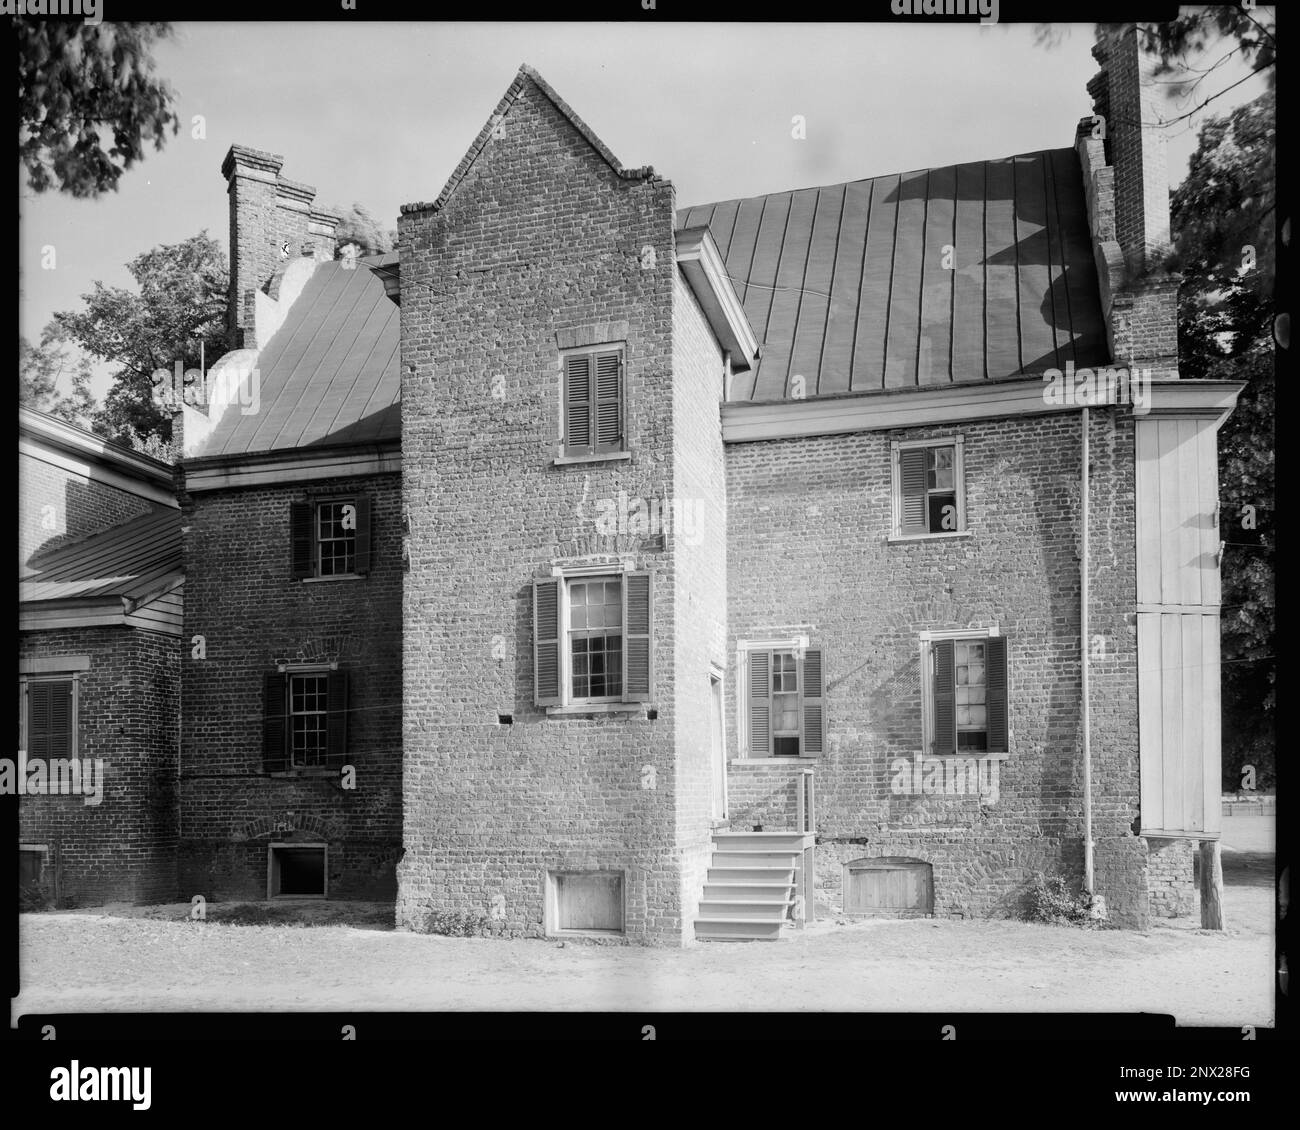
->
[725,408,1151,926]
[18,626,179,906]
[19,451,153,564]
[177,471,402,900]
[1147,837,1196,918]
[397,72,719,944]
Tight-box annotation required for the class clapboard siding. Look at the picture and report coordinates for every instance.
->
[125,583,184,636]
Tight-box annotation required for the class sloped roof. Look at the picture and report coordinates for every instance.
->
[20,507,181,606]
[677,148,1109,402]
[201,255,400,457]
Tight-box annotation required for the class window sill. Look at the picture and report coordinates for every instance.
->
[552,451,632,466]
[301,573,367,583]
[729,758,817,765]
[267,768,341,778]
[886,531,972,544]
[546,702,647,717]
[915,751,1011,761]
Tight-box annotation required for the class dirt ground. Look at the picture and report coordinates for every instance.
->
[13,819,1276,1027]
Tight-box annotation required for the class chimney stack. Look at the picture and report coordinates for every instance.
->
[221,145,340,351]
[1079,25,1180,375]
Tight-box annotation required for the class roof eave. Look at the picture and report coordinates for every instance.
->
[675,226,758,372]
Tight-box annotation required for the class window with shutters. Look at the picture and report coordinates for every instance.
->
[920,632,1009,755]
[562,347,625,456]
[291,496,371,580]
[20,677,76,769]
[891,437,966,538]
[533,568,653,710]
[739,642,825,758]
[263,668,350,773]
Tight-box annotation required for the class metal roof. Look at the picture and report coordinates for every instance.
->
[202,256,400,456]
[20,507,182,606]
[676,148,1109,402]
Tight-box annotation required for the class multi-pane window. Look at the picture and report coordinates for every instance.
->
[742,645,826,758]
[771,651,800,757]
[291,497,370,579]
[926,635,1008,755]
[290,673,329,767]
[894,438,965,536]
[954,640,988,751]
[569,578,623,700]
[563,348,624,456]
[316,502,357,576]
[263,669,349,773]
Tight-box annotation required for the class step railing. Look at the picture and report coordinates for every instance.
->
[792,767,815,927]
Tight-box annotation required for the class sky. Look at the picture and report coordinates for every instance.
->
[17,20,1272,402]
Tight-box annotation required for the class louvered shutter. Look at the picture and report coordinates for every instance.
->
[564,354,592,452]
[594,350,623,451]
[326,669,350,768]
[27,680,73,761]
[352,496,371,576]
[932,639,956,755]
[986,636,1009,752]
[801,648,825,756]
[291,501,315,579]
[748,650,771,756]
[899,448,928,535]
[622,570,653,702]
[533,578,562,706]
[263,673,289,773]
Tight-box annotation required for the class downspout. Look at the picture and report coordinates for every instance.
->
[1081,407,1094,894]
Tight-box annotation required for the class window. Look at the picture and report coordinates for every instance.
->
[569,578,623,700]
[533,570,653,708]
[291,496,371,579]
[548,871,624,935]
[263,669,350,773]
[922,633,1008,755]
[21,678,75,761]
[741,644,825,757]
[563,347,624,456]
[892,437,965,537]
[268,844,327,898]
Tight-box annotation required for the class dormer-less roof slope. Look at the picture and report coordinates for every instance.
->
[20,507,181,607]
[677,148,1109,402]
[200,253,400,457]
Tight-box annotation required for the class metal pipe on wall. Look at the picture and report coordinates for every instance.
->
[1081,407,1095,894]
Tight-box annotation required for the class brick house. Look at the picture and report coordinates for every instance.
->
[18,408,182,906]
[171,26,1241,941]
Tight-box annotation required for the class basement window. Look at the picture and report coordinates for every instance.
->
[268,844,327,899]
[547,871,624,936]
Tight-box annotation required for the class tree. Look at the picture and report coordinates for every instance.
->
[19,326,97,427]
[17,22,180,199]
[1169,92,1276,790]
[53,232,228,448]
[330,202,397,256]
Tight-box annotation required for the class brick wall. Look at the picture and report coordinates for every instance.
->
[725,408,1150,926]
[20,449,153,564]
[177,471,402,900]
[397,71,713,944]
[1146,837,1196,918]
[19,626,179,906]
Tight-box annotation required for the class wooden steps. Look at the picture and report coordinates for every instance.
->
[694,832,806,942]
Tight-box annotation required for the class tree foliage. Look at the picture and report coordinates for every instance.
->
[53,232,228,447]
[17,22,180,198]
[330,202,397,256]
[19,326,97,427]
[1170,92,1275,790]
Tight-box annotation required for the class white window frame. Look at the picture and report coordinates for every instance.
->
[548,559,638,710]
[735,635,809,760]
[545,870,626,937]
[918,626,1008,757]
[267,842,329,899]
[889,435,968,541]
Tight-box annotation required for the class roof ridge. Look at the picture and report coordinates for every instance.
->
[401,64,657,217]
